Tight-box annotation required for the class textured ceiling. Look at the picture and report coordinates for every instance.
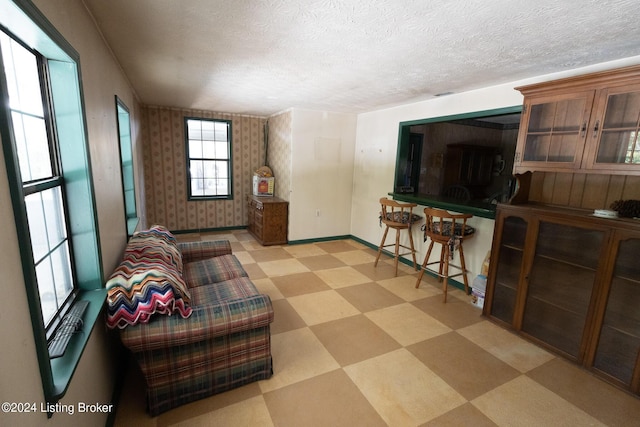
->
[83,0,640,116]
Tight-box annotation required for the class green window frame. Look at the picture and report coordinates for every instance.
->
[185,117,233,200]
[0,0,104,411]
[115,96,138,235]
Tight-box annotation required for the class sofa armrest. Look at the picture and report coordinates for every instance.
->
[178,240,232,263]
[119,294,273,352]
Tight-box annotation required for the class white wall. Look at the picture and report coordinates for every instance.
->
[289,109,357,241]
[351,56,640,280]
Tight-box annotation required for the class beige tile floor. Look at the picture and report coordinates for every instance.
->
[114,230,640,427]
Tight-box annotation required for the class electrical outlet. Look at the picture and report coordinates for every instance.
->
[315,209,320,217]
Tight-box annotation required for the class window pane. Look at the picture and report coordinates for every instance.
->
[0,32,44,117]
[202,140,216,159]
[214,121,228,141]
[201,120,215,141]
[189,140,203,158]
[190,160,204,178]
[36,257,56,325]
[187,119,201,140]
[26,191,48,262]
[11,112,52,182]
[214,140,228,158]
[52,243,73,308]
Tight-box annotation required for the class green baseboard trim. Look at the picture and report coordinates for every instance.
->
[291,234,467,292]
[288,235,351,245]
[171,225,247,235]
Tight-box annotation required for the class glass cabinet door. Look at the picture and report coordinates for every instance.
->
[518,91,595,168]
[490,215,528,325]
[588,85,640,169]
[593,233,640,388]
[521,221,604,359]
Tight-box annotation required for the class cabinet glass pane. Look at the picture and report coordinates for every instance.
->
[596,130,640,164]
[548,134,579,162]
[534,222,603,268]
[528,99,585,133]
[522,221,603,358]
[594,238,640,385]
[523,135,550,161]
[490,216,527,324]
[602,92,640,128]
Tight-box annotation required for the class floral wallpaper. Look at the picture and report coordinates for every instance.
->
[141,106,266,231]
[266,110,292,200]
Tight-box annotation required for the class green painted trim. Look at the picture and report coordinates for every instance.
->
[49,289,107,402]
[1,0,104,410]
[288,235,351,245]
[399,105,522,127]
[171,225,247,235]
[390,192,497,219]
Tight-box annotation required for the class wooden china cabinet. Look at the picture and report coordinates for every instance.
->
[485,65,640,396]
[514,65,640,175]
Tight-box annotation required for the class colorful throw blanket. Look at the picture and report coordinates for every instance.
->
[106,225,192,329]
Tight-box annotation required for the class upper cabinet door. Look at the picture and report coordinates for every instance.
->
[514,90,595,173]
[583,83,640,172]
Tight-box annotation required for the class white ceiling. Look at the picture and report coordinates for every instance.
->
[83,0,640,117]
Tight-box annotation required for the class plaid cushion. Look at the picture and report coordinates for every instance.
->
[382,211,422,224]
[183,254,248,288]
[428,221,475,237]
[120,280,273,351]
[179,240,232,263]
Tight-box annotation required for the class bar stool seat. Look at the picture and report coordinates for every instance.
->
[415,207,475,302]
[374,197,422,276]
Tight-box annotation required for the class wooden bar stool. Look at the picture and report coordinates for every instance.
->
[415,207,475,302]
[374,197,422,276]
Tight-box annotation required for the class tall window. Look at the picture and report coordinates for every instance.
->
[116,96,137,235]
[185,117,232,199]
[1,0,102,406]
[1,31,75,330]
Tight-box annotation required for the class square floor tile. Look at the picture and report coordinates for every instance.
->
[378,274,441,301]
[315,240,359,253]
[407,331,520,400]
[250,247,293,262]
[424,402,498,427]
[331,249,377,266]
[168,395,274,427]
[288,290,360,326]
[527,358,640,426]
[336,282,405,313]
[263,370,387,427]
[353,261,408,281]
[270,299,306,335]
[283,244,328,258]
[270,272,331,297]
[412,294,484,330]
[310,314,401,366]
[314,266,371,289]
[365,303,451,346]
[259,328,340,393]
[345,348,467,426]
[472,376,605,426]
[297,254,346,271]
[457,321,555,373]
[258,258,310,277]
[252,277,284,301]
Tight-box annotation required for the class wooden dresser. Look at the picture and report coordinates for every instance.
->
[247,195,289,246]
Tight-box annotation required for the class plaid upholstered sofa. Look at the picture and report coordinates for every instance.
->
[106,226,274,415]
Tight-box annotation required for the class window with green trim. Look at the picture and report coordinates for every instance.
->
[0,0,103,408]
[1,30,76,334]
[116,96,138,235]
[185,117,232,199]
